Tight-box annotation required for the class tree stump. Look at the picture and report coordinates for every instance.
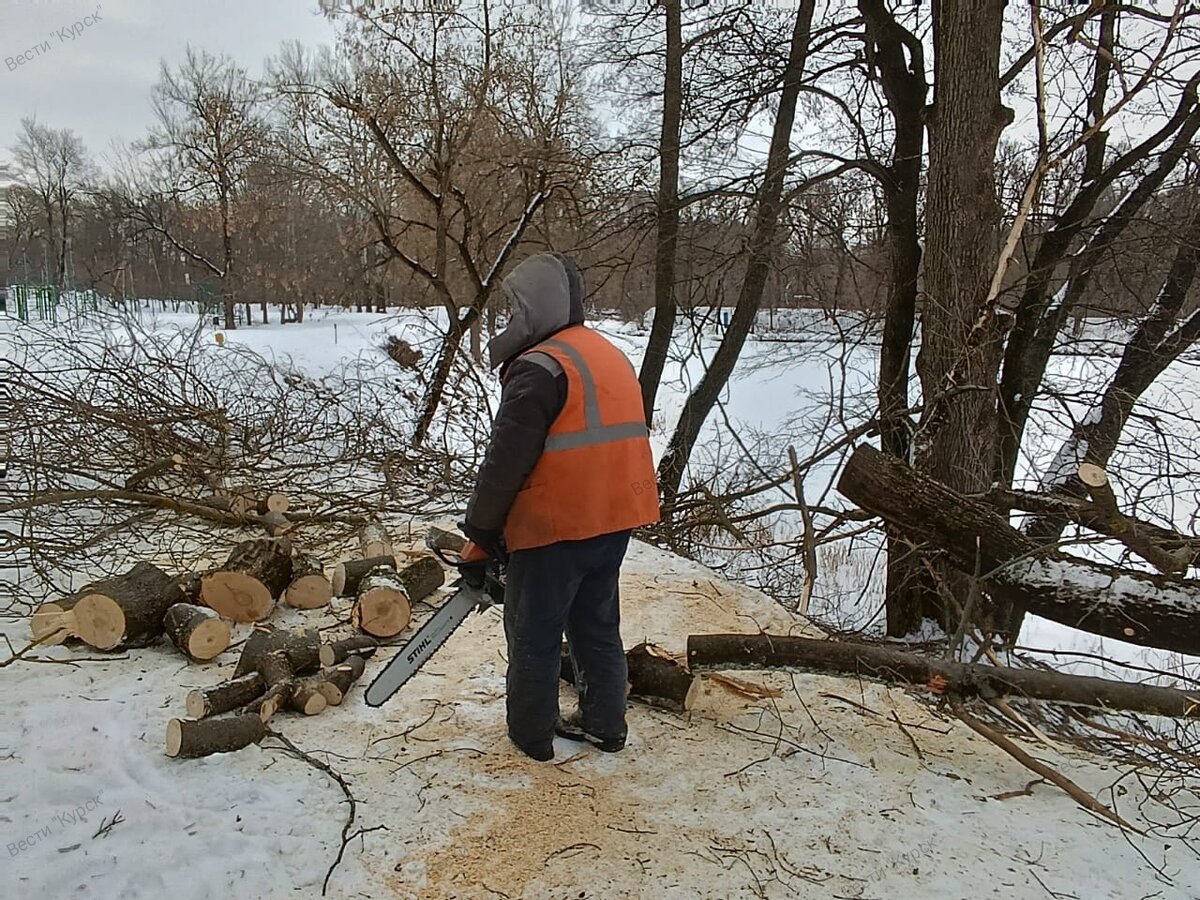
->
[200,538,292,622]
[351,569,412,637]
[163,603,231,662]
[331,555,396,596]
[284,554,333,609]
[71,562,187,651]
[165,714,267,758]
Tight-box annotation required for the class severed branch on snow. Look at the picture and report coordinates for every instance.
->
[686,634,1200,720]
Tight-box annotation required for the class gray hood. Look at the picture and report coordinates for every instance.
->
[488,252,585,369]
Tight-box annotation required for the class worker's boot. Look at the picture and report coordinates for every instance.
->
[555,711,625,753]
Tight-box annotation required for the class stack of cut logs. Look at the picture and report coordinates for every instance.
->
[165,627,381,758]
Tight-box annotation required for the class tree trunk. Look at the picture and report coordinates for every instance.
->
[859,0,928,636]
[657,2,816,510]
[838,444,1200,655]
[163,602,231,662]
[412,309,474,447]
[638,0,684,429]
[686,633,1200,719]
[71,561,187,651]
[911,0,1009,630]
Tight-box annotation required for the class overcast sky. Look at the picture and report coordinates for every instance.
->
[0,0,337,167]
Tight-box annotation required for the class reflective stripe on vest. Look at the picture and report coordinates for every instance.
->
[538,337,650,451]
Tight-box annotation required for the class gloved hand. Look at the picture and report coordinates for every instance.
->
[459,521,509,565]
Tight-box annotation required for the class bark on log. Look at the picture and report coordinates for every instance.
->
[234,626,321,679]
[255,649,296,721]
[1075,464,1192,575]
[163,603,231,662]
[71,562,187,651]
[837,444,1200,655]
[393,555,445,604]
[200,538,292,622]
[426,526,466,553]
[287,677,329,716]
[686,633,1200,719]
[261,510,291,537]
[359,521,393,559]
[331,555,396,596]
[319,636,379,667]
[123,454,184,490]
[351,570,411,638]
[165,713,267,758]
[186,673,266,719]
[318,654,367,705]
[284,554,333,609]
[560,642,699,711]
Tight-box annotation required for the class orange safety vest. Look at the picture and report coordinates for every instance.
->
[503,325,661,551]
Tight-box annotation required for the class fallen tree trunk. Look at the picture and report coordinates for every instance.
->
[284,554,332,609]
[200,538,293,622]
[165,713,267,758]
[837,444,1200,655]
[71,562,187,651]
[686,634,1200,719]
[561,642,700,711]
[163,603,230,662]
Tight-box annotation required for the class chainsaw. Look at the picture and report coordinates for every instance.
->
[363,529,505,707]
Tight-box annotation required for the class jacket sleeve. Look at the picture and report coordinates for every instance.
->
[465,359,566,534]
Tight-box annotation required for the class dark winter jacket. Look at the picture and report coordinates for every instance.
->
[464,253,586,541]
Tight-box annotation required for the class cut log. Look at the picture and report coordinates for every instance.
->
[686,633,1200,719]
[199,538,292,622]
[426,525,466,553]
[255,649,296,721]
[234,625,321,679]
[837,444,1200,655]
[393,555,445,604]
[71,562,186,651]
[331,555,396,596]
[284,554,333,609]
[351,569,412,638]
[359,520,393,559]
[287,677,329,716]
[256,493,290,515]
[163,603,231,662]
[319,636,379,667]
[165,713,267,759]
[186,673,266,718]
[319,654,367,705]
[560,642,700,712]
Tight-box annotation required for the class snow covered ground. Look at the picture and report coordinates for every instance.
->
[2,304,1199,897]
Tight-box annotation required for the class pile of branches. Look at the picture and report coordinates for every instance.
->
[1,312,485,615]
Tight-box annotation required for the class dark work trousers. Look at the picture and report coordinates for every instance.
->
[502,529,632,754]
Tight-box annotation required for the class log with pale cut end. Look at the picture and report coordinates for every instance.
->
[163,603,231,662]
[351,570,412,637]
[318,654,367,705]
[319,635,379,667]
[261,511,291,537]
[256,493,290,515]
[186,672,266,719]
[1077,462,1110,490]
[234,626,321,679]
[560,642,699,711]
[359,521,393,559]
[200,538,292,622]
[393,555,446,604]
[254,650,296,722]
[287,677,329,716]
[331,555,396,597]
[165,714,267,758]
[71,562,187,651]
[284,554,333,609]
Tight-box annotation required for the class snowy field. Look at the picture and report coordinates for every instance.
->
[2,304,1199,898]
